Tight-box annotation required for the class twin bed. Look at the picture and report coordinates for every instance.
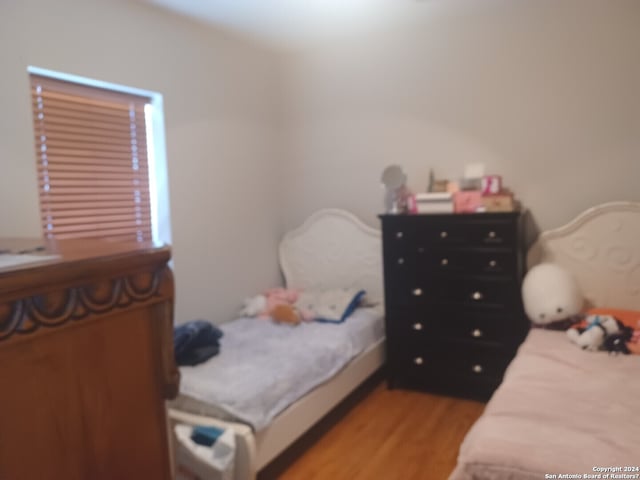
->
[451,202,640,479]
[169,203,640,480]
[168,209,385,480]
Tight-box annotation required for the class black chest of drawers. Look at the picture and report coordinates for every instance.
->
[380,212,529,401]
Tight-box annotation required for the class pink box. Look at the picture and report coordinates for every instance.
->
[407,194,418,214]
[454,191,483,213]
[481,175,502,195]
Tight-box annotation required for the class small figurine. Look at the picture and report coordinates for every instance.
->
[381,165,412,214]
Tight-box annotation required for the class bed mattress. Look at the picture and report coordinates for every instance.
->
[450,329,640,480]
[171,307,384,431]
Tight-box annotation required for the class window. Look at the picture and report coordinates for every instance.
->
[29,71,160,243]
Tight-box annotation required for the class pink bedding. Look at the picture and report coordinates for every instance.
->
[450,329,640,480]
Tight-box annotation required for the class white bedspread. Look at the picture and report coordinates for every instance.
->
[175,307,384,431]
[450,329,640,480]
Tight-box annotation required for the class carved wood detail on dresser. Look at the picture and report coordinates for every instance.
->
[380,213,530,400]
[0,238,179,480]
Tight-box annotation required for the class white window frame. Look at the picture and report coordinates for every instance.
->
[27,65,172,246]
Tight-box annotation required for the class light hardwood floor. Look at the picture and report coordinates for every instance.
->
[259,375,485,480]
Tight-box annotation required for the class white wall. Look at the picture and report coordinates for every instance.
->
[0,0,284,324]
[2,0,639,322]
[280,0,640,232]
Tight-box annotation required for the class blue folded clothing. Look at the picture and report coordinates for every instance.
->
[174,320,223,366]
[190,425,225,447]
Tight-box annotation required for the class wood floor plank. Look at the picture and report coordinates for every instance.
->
[259,378,485,480]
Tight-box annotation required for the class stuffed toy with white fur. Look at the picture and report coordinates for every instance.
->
[522,263,584,329]
[522,263,638,353]
[566,314,624,351]
[239,295,267,317]
[239,288,311,325]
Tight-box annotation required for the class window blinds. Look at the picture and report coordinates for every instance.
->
[30,74,153,243]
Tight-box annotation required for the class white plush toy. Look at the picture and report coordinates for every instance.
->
[566,314,622,351]
[239,294,267,317]
[521,263,584,328]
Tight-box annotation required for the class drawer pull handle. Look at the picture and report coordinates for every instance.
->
[413,322,423,331]
[440,258,449,266]
[471,291,484,301]
[417,247,425,254]
[414,357,424,365]
[440,231,448,239]
[472,364,484,374]
[488,231,497,239]
[396,231,404,239]
[471,328,483,338]
[488,259,497,268]
[412,288,423,297]
[397,257,405,265]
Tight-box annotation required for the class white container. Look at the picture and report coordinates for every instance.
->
[174,424,235,480]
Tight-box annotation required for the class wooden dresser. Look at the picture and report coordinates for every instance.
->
[380,213,529,400]
[0,238,179,480]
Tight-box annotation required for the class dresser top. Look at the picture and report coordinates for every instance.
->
[379,212,520,220]
[0,238,171,298]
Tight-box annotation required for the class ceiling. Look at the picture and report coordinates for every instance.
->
[142,0,420,49]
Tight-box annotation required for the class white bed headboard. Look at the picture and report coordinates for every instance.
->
[279,209,383,305]
[528,202,640,310]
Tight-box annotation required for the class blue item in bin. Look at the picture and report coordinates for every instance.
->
[190,425,225,447]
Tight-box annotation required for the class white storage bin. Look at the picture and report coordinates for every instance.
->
[174,424,235,480]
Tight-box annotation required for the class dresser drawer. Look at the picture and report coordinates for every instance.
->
[401,342,513,382]
[382,214,517,251]
[386,247,516,279]
[417,249,517,278]
[388,277,519,310]
[392,368,502,401]
[432,278,519,310]
[388,311,526,346]
[416,220,515,248]
[436,313,527,345]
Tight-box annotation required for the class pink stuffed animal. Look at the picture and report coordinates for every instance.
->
[260,288,300,318]
[240,287,314,323]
